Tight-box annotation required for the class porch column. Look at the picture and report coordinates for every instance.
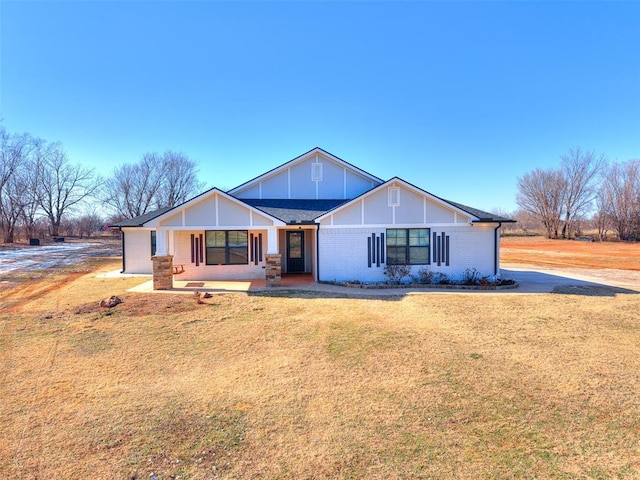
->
[152,254,173,290]
[155,228,169,256]
[266,227,278,254]
[265,227,281,286]
[265,254,282,287]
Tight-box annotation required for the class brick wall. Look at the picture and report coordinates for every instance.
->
[171,230,267,281]
[318,225,497,283]
[123,228,153,274]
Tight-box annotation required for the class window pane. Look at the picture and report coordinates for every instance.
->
[387,246,406,265]
[206,231,225,247]
[386,229,406,246]
[409,229,429,246]
[409,246,429,264]
[206,247,226,265]
[228,247,248,265]
[228,231,248,247]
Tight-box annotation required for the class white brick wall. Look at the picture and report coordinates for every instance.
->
[123,228,153,274]
[318,228,386,282]
[318,225,497,283]
[171,230,266,281]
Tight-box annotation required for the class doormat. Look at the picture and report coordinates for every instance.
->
[185,282,205,288]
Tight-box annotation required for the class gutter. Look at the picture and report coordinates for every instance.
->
[494,222,502,276]
[120,228,126,273]
[315,223,320,282]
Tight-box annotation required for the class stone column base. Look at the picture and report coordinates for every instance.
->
[152,255,173,290]
[265,254,282,287]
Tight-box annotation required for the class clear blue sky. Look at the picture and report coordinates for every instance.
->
[2,1,639,214]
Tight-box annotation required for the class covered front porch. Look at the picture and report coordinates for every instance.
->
[131,273,316,294]
[151,225,318,290]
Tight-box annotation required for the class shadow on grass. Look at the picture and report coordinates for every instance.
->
[550,285,637,297]
[248,289,406,301]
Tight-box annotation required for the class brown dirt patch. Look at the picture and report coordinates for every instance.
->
[501,236,640,270]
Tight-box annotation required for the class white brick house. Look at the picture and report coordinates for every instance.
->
[116,148,513,288]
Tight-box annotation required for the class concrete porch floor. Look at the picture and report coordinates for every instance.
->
[126,273,315,295]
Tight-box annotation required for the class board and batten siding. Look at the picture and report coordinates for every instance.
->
[320,183,471,227]
[122,228,153,274]
[232,152,380,200]
[157,191,276,229]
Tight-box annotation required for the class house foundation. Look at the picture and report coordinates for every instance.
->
[152,255,174,290]
[265,254,282,287]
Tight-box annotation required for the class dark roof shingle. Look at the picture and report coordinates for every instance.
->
[242,198,348,223]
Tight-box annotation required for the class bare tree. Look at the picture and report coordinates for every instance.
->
[75,212,105,238]
[37,143,100,237]
[516,168,566,238]
[559,147,607,238]
[593,188,613,241]
[598,160,640,241]
[0,129,36,242]
[157,151,205,208]
[104,150,204,218]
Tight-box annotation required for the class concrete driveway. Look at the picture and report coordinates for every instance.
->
[500,265,640,294]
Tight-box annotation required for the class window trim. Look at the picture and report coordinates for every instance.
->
[386,228,430,265]
[312,162,323,181]
[205,230,249,266]
[388,187,400,206]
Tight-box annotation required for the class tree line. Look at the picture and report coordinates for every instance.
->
[0,126,204,243]
[515,147,640,241]
[2,126,638,244]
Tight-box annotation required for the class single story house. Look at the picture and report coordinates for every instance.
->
[115,148,513,288]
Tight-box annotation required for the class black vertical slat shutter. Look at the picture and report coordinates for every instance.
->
[199,234,204,263]
[432,232,438,263]
[371,233,376,264]
[367,237,372,268]
[190,234,195,263]
[258,233,263,261]
[254,236,259,265]
[445,235,450,266]
[250,233,254,262]
[380,233,385,264]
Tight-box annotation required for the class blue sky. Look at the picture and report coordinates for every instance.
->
[1,1,639,214]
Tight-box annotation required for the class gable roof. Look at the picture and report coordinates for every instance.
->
[242,198,349,224]
[227,147,383,196]
[113,207,174,227]
[444,200,515,223]
[315,177,514,223]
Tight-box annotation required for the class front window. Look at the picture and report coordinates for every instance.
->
[205,230,248,265]
[150,231,157,256]
[386,228,430,265]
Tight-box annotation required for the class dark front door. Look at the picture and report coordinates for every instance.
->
[286,231,305,273]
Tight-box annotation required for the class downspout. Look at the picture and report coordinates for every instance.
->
[120,228,126,274]
[315,222,320,282]
[494,222,502,276]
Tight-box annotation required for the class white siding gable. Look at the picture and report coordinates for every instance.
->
[318,179,474,227]
[230,148,382,200]
[146,189,284,229]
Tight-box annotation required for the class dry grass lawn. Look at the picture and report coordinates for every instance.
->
[1,243,640,479]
